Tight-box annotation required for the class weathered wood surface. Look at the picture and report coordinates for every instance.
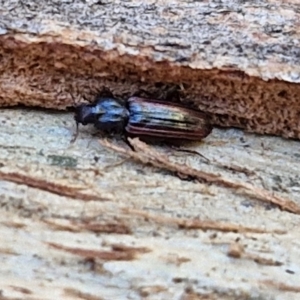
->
[0,108,300,299]
[1,1,300,299]
[1,0,299,81]
[1,0,300,138]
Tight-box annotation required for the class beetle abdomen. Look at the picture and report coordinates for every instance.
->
[126,97,212,140]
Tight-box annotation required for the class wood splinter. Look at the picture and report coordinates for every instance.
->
[99,138,300,215]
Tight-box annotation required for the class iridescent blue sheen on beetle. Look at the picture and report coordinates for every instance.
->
[74,95,212,141]
[75,97,129,134]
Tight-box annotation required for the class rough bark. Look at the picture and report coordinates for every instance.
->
[0,0,300,138]
[1,1,300,299]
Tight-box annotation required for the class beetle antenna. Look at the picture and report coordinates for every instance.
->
[70,90,78,107]
[69,90,80,143]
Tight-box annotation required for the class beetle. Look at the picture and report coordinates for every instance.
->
[73,92,212,143]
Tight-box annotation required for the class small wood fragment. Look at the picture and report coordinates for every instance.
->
[100,138,300,214]
[0,170,105,202]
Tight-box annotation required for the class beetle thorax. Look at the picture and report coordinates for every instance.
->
[93,97,129,134]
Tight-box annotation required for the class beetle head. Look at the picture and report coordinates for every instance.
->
[74,104,91,125]
[71,104,105,143]
[74,104,105,125]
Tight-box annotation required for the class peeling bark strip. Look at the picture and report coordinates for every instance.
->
[64,288,105,300]
[261,280,300,293]
[227,243,283,266]
[43,218,132,234]
[0,171,105,201]
[1,1,300,138]
[123,208,285,234]
[100,138,300,215]
[47,242,150,261]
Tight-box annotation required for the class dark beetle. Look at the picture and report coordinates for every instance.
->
[74,95,212,142]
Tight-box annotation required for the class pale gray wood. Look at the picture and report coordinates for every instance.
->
[0,107,299,299]
[0,1,300,299]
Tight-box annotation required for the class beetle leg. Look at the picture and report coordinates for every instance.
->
[122,134,135,151]
[131,88,154,98]
[95,86,115,98]
[132,85,182,101]
[170,146,210,162]
[162,85,182,102]
[70,121,79,144]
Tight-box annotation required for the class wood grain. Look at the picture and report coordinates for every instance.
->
[0,107,299,299]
